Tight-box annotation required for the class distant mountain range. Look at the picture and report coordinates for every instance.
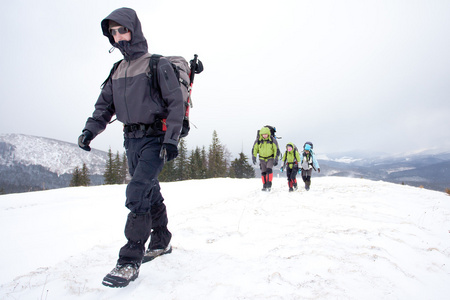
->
[0,134,108,194]
[310,151,450,192]
[1,134,449,195]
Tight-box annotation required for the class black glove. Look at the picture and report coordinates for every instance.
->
[273,158,278,166]
[78,130,93,151]
[318,168,321,173]
[252,156,257,165]
[160,143,178,162]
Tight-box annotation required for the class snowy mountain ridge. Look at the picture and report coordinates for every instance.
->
[0,133,107,175]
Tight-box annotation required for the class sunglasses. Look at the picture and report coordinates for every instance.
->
[109,26,130,36]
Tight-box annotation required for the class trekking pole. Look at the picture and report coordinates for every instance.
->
[159,147,167,163]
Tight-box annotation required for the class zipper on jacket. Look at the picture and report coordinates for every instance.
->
[124,60,131,123]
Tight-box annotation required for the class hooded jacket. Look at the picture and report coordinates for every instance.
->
[83,7,184,146]
[300,150,320,170]
[252,127,278,161]
[282,143,301,169]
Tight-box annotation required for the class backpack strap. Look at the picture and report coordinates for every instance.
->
[149,54,163,90]
[101,59,123,89]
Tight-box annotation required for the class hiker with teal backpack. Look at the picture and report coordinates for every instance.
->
[252,126,280,191]
[280,143,301,192]
[300,142,320,191]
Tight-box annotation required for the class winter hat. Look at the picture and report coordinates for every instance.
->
[304,144,311,151]
[109,20,122,29]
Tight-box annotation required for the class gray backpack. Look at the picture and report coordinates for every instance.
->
[149,54,203,138]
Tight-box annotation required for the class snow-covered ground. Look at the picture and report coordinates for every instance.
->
[1,177,449,299]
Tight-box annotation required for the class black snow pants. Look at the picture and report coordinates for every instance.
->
[117,136,172,266]
[286,165,299,188]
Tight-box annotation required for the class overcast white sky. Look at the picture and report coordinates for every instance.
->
[1,0,449,158]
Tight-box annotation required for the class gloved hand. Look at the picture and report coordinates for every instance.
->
[318,168,321,173]
[280,166,284,173]
[298,169,302,174]
[273,158,278,166]
[78,130,93,151]
[252,156,256,165]
[160,143,178,162]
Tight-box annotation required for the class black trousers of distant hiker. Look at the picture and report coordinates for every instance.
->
[286,165,299,188]
[117,136,172,266]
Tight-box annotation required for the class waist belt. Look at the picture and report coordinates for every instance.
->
[259,155,274,160]
[123,119,167,136]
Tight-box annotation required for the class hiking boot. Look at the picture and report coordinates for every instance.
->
[142,244,172,264]
[289,187,294,192]
[102,263,139,288]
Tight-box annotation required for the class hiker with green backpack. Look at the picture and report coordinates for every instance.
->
[280,143,301,192]
[300,142,321,191]
[252,126,280,191]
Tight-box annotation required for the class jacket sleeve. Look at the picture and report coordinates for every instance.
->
[157,58,184,146]
[312,154,320,169]
[252,141,259,157]
[83,78,115,138]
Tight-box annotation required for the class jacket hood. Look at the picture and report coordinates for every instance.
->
[259,127,271,140]
[101,7,148,60]
[286,142,296,149]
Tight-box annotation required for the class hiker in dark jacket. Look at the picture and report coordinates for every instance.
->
[281,143,301,192]
[300,143,320,191]
[78,7,182,288]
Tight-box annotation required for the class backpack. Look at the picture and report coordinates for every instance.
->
[102,54,203,138]
[254,125,278,142]
[252,125,281,158]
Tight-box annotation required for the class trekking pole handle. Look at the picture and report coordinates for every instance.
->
[189,54,198,84]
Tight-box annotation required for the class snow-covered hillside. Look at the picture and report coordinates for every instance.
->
[1,177,449,299]
[0,133,107,175]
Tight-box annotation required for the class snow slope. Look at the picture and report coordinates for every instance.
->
[1,177,449,299]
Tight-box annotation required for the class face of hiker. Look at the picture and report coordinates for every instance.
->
[110,26,132,43]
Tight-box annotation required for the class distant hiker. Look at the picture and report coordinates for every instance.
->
[78,8,184,288]
[252,126,280,191]
[300,142,320,191]
[281,143,301,192]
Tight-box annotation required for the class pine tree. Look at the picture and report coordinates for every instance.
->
[230,152,255,178]
[80,163,91,186]
[113,151,121,184]
[104,147,116,185]
[200,146,208,179]
[174,139,189,181]
[159,159,176,182]
[120,152,129,184]
[70,166,81,187]
[188,147,203,179]
[207,130,228,178]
